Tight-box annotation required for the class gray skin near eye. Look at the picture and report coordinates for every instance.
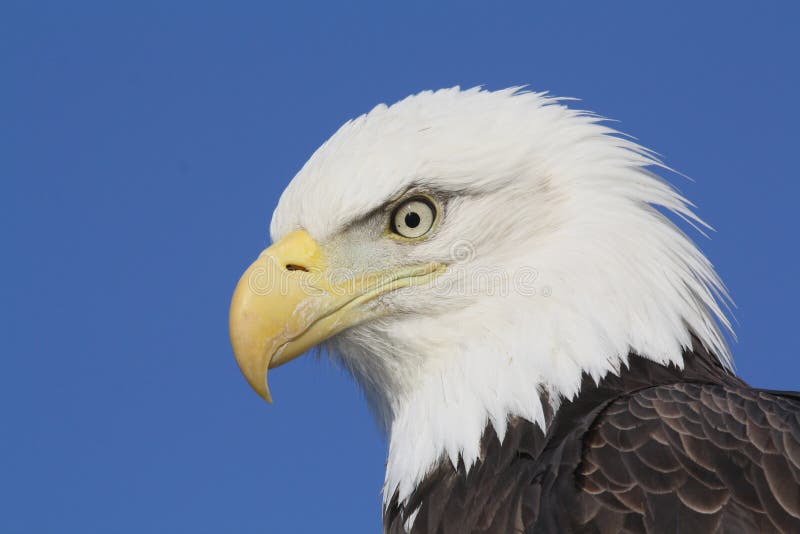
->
[392,199,435,238]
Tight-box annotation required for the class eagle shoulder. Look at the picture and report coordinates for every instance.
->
[574,383,800,533]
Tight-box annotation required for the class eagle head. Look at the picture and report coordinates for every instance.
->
[228,87,731,502]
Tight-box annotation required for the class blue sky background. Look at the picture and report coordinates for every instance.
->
[3,2,799,532]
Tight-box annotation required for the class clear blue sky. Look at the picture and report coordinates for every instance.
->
[3,2,798,532]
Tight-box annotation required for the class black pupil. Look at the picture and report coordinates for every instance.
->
[404,211,421,228]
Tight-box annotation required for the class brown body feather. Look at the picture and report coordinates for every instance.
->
[384,341,800,533]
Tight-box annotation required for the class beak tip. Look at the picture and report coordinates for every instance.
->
[250,374,273,404]
[235,358,274,404]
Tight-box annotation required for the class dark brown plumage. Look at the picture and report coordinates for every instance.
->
[384,340,800,533]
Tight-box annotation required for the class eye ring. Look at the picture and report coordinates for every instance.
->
[389,196,438,240]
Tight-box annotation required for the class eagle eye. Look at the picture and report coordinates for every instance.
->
[390,197,437,239]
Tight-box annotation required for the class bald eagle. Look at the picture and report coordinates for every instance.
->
[229,87,800,532]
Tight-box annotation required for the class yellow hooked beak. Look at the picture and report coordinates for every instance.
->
[229,230,445,403]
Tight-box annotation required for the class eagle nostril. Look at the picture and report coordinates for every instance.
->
[285,264,309,272]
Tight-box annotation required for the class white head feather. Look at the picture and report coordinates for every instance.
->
[270,87,732,506]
